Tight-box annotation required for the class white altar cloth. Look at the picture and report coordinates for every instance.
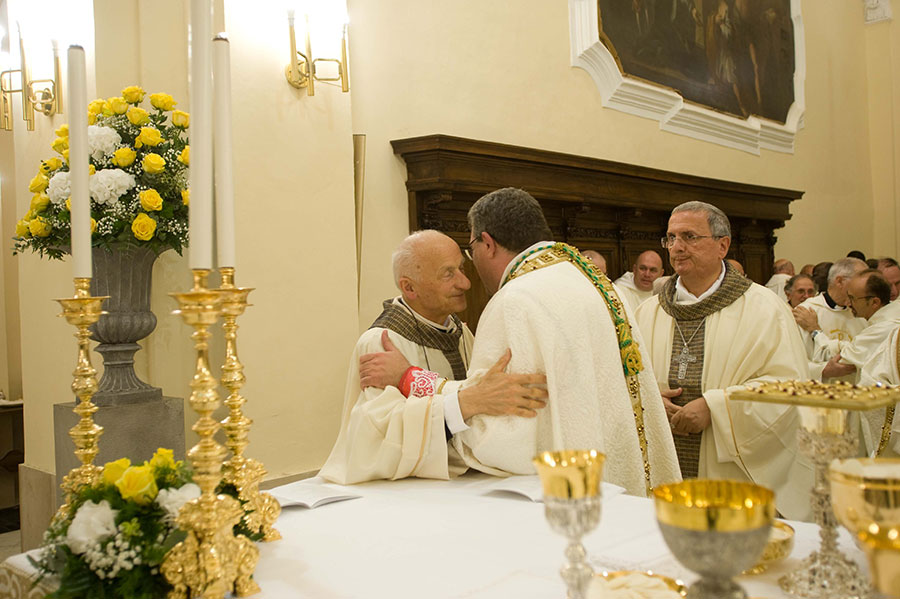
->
[2,473,870,598]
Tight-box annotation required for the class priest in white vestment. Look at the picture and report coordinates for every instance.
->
[320,230,548,484]
[634,201,813,520]
[792,258,867,382]
[765,259,795,301]
[860,325,900,457]
[613,250,665,313]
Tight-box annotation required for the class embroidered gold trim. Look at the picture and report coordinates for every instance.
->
[876,333,900,456]
[507,243,652,494]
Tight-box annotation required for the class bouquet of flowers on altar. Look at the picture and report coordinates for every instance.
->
[12,85,190,260]
[29,448,199,599]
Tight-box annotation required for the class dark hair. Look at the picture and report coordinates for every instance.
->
[785,274,816,294]
[812,261,832,292]
[859,269,891,305]
[878,257,900,269]
[847,250,867,261]
[867,259,880,269]
[468,188,553,253]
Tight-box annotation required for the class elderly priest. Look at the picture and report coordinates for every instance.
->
[320,230,548,484]
[634,201,813,520]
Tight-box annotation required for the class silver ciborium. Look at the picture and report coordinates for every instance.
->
[830,458,900,598]
[533,449,605,599]
[653,479,775,599]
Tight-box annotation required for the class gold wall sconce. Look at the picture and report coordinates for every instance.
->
[285,10,349,96]
[0,25,62,131]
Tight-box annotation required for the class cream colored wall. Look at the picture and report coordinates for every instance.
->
[349,0,880,326]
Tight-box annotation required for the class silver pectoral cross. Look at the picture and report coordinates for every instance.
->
[676,344,696,380]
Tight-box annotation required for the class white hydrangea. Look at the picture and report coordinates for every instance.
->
[66,499,118,554]
[87,125,122,161]
[89,168,136,205]
[46,171,71,205]
[156,483,200,521]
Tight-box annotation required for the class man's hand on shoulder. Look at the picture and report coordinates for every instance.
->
[670,396,710,435]
[792,306,819,333]
[822,353,856,379]
[458,350,549,420]
[359,330,411,389]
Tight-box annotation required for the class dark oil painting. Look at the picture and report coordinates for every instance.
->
[599,0,795,123]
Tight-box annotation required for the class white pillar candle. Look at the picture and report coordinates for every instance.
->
[189,0,213,270]
[67,45,90,279]
[213,34,235,269]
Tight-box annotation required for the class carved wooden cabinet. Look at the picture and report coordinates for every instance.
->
[392,135,802,330]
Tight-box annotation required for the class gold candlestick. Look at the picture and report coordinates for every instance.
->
[54,278,108,521]
[218,266,281,541]
[161,270,259,599]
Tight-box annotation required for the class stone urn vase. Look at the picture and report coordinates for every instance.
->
[89,244,163,406]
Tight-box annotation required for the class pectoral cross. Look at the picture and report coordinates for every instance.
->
[676,344,696,380]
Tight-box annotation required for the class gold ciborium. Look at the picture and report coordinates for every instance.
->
[653,479,774,599]
[533,449,605,599]
[830,458,900,597]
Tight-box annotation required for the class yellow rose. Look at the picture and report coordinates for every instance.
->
[51,136,68,154]
[137,127,163,147]
[149,92,176,111]
[30,193,50,213]
[181,189,190,206]
[88,112,97,125]
[91,218,97,234]
[142,153,166,174]
[28,216,51,237]
[62,149,69,162]
[171,110,189,128]
[115,464,158,504]
[40,157,63,174]
[126,106,150,126]
[88,99,105,115]
[121,85,145,104]
[101,101,114,116]
[29,173,49,193]
[139,188,163,211]
[131,213,157,241]
[56,124,69,138]
[102,457,131,485]
[24,209,35,220]
[107,96,128,114]
[65,198,71,211]
[149,447,175,469]
[177,146,190,166]
[89,164,96,175]
[15,220,30,237]
[112,147,137,167]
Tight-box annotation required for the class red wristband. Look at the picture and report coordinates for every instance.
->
[399,366,439,398]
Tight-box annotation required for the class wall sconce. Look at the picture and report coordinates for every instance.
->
[284,10,349,96]
[0,24,62,131]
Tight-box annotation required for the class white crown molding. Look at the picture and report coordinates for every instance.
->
[569,0,806,154]
[864,0,893,24]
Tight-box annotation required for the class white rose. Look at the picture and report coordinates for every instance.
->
[87,125,122,161]
[47,171,71,205]
[66,499,118,554]
[156,483,200,520]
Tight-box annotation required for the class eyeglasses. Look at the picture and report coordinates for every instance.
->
[847,294,876,303]
[464,238,481,261]
[660,233,721,249]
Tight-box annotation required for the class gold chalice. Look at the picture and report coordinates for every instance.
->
[534,449,605,599]
[830,458,900,597]
[653,479,774,599]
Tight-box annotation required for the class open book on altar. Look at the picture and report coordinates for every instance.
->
[478,475,627,503]
[269,478,362,509]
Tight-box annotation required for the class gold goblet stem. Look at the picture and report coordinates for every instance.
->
[161,270,260,599]
[218,266,281,541]
[54,278,108,521]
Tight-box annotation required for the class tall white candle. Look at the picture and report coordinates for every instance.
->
[213,34,235,268]
[67,45,90,278]
[189,0,213,269]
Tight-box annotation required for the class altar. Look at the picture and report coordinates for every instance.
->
[1,473,868,598]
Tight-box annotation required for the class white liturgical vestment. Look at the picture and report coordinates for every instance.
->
[320,299,474,484]
[765,272,791,301]
[859,327,900,457]
[796,293,867,382]
[635,282,814,520]
[815,300,900,369]
[614,271,654,313]
[447,243,682,497]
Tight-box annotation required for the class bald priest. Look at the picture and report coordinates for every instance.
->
[634,201,813,520]
[320,230,547,484]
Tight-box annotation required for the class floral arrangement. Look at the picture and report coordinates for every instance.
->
[29,448,256,599]
[13,85,190,260]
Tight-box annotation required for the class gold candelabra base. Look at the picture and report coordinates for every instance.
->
[161,270,259,599]
[218,266,281,542]
[54,278,108,521]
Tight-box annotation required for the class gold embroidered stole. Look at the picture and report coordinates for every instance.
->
[505,243,652,493]
[875,330,900,455]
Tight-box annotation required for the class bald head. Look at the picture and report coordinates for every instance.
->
[727,259,745,276]
[774,259,795,276]
[633,250,663,291]
[391,230,470,323]
[392,230,454,285]
[583,250,607,274]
